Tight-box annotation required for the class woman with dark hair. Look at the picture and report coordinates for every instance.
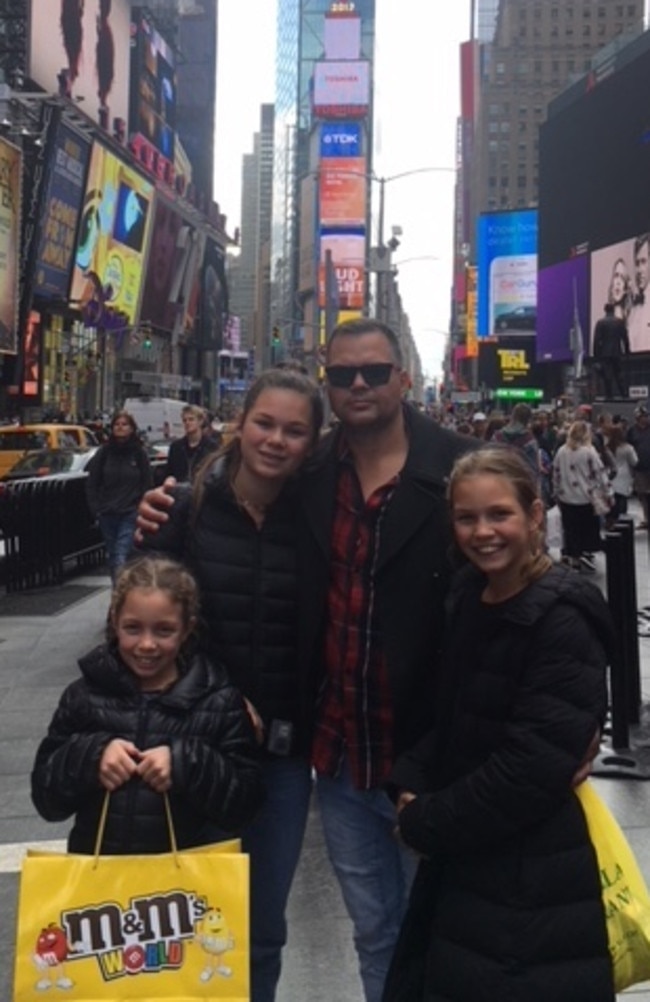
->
[136,367,324,1002]
[86,410,152,581]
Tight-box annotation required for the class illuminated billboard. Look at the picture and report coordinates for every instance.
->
[129,8,176,183]
[70,143,154,324]
[537,255,589,365]
[313,61,370,118]
[319,231,365,310]
[324,14,361,59]
[539,36,650,355]
[22,310,42,399]
[198,238,228,350]
[140,196,202,335]
[28,0,130,129]
[33,123,91,302]
[0,137,21,353]
[477,210,538,338]
[319,157,366,228]
[319,122,361,159]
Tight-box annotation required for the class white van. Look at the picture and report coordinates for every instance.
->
[123,398,186,441]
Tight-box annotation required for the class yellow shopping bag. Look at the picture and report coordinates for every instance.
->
[13,796,249,1001]
[576,781,650,993]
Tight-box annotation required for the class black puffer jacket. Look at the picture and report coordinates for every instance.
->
[385,564,616,1002]
[138,459,310,754]
[31,645,264,854]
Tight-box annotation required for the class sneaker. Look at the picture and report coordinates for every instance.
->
[579,553,596,573]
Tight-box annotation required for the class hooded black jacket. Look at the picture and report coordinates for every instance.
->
[385,563,616,1002]
[31,645,264,854]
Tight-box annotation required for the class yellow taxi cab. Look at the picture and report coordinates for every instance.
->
[0,424,98,477]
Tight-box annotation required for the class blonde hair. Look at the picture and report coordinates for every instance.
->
[448,446,552,586]
[566,420,591,449]
[108,555,200,646]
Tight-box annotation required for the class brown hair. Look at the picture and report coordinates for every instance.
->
[110,410,138,436]
[107,555,200,649]
[192,367,324,511]
[448,446,552,586]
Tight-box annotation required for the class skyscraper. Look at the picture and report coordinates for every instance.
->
[271,0,376,357]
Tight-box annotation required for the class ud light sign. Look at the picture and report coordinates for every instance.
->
[320,123,361,158]
[477,209,538,338]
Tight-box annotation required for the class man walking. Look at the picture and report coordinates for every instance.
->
[592,302,630,399]
[163,404,221,482]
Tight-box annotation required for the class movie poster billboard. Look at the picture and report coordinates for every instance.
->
[140,196,203,336]
[590,235,650,353]
[318,232,365,310]
[70,143,154,324]
[477,210,538,338]
[319,157,366,229]
[28,0,130,130]
[33,123,91,301]
[0,137,21,353]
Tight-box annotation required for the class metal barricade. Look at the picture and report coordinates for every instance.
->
[0,476,105,592]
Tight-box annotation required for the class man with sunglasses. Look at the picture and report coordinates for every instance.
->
[298,317,472,1002]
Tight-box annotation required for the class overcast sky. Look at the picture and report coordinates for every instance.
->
[214,0,471,378]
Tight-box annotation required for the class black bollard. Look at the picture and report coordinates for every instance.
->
[604,530,630,750]
[613,516,641,722]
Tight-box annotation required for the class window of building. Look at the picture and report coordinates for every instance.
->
[517,61,529,75]
[489,103,500,116]
[552,60,560,72]
[500,195,510,207]
[519,122,527,133]
[551,6,559,17]
[501,176,509,187]
[517,197,527,207]
[566,5,574,17]
[489,140,498,152]
[597,6,606,16]
[500,121,510,133]
[519,105,527,117]
[489,176,497,188]
[488,198,498,210]
[496,62,505,75]
[583,24,591,34]
[489,122,498,134]
[584,5,592,15]
[518,175,527,188]
[628,5,636,15]
[551,25,559,36]
[567,58,575,71]
[534,59,542,73]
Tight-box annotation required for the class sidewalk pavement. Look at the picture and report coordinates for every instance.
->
[1,515,650,1001]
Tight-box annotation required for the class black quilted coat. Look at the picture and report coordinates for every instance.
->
[31,645,264,854]
[384,564,616,1002]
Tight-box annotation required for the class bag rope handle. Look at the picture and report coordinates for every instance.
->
[92,790,180,868]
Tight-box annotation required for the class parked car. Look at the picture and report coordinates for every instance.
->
[0,424,98,477]
[0,447,100,493]
[494,306,537,332]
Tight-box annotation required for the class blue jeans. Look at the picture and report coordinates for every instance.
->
[241,757,313,1002]
[316,758,417,1002]
[98,511,137,581]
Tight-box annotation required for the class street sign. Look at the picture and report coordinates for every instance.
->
[628,385,649,399]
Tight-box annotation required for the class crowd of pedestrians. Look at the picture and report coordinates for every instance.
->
[29,318,627,1002]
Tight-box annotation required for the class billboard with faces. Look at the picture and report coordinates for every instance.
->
[70,142,154,324]
[198,238,228,350]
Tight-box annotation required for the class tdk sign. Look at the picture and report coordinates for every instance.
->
[320,123,361,158]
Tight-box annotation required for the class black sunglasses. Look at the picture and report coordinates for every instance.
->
[325,363,397,388]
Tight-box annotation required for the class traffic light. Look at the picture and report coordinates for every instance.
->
[272,326,281,346]
[141,322,152,349]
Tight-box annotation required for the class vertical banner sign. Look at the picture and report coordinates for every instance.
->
[0,138,21,353]
[466,266,478,358]
[33,122,91,301]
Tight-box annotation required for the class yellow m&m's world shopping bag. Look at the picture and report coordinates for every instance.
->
[576,781,650,993]
[12,798,249,1001]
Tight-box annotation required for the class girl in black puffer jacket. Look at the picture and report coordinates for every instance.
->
[31,555,264,854]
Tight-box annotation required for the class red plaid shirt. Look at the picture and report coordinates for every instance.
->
[312,456,397,790]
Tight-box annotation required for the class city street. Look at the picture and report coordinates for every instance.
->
[1,531,650,1000]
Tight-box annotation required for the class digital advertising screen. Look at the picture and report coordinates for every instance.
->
[319,157,367,228]
[140,196,202,335]
[33,122,91,302]
[29,0,130,129]
[319,122,362,159]
[70,143,154,324]
[478,334,543,391]
[21,310,42,399]
[319,231,365,310]
[313,60,370,118]
[477,209,538,338]
[198,238,228,350]
[539,37,650,353]
[129,8,177,182]
[537,255,589,365]
[0,137,21,353]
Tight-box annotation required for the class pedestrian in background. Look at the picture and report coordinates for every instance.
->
[85,411,152,582]
[163,404,221,483]
[627,404,650,528]
[552,419,611,572]
[384,447,614,1002]
[493,402,540,479]
[605,422,637,524]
